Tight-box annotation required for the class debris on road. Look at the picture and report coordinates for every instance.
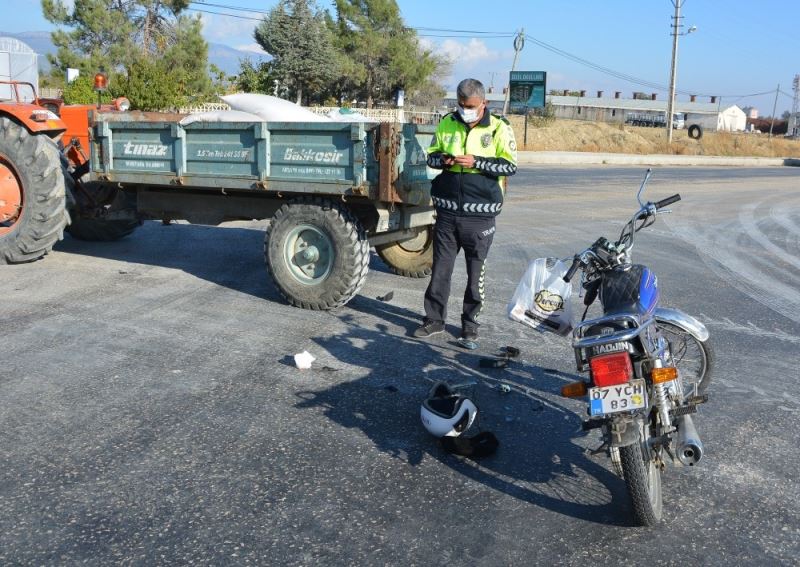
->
[293,350,316,369]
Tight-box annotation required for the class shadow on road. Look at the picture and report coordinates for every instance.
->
[296,296,633,526]
[53,220,393,303]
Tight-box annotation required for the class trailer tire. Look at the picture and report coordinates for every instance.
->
[376,227,433,278]
[265,197,369,310]
[688,124,703,139]
[0,117,69,264]
[66,218,141,241]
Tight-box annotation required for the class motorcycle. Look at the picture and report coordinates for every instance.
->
[556,169,713,526]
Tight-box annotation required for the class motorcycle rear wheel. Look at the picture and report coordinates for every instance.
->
[656,320,713,399]
[620,420,663,526]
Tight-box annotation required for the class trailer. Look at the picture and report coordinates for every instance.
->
[89,112,437,309]
[625,112,684,129]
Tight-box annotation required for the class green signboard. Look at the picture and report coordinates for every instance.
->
[509,70,546,112]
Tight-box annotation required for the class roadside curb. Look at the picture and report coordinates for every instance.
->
[517,151,800,167]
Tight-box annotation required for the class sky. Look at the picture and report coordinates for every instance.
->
[2,0,798,115]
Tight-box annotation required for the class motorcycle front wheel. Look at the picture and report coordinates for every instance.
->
[656,320,713,399]
[620,420,663,526]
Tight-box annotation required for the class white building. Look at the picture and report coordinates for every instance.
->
[0,37,38,101]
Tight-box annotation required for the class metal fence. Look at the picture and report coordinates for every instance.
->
[178,102,443,124]
[178,102,231,113]
[307,106,443,124]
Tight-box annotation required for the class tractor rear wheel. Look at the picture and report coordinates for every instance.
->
[0,117,69,264]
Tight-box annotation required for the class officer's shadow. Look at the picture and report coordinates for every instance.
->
[294,295,633,526]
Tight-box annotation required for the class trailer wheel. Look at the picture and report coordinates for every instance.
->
[0,117,68,264]
[376,227,433,278]
[688,124,703,139]
[265,197,369,310]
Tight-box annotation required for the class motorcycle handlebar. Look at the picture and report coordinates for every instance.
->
[563,256,581,283]
[654,193,681,210]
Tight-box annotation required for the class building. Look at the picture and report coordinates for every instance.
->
[548,93,746,132]
[443,91,507,112]
[0,37,38,101]
[742,106,759,119]
[443,90,747,132]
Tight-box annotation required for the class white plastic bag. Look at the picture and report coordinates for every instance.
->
[508,257,574,336]
[179,110,262,126]
[221,93,331,122]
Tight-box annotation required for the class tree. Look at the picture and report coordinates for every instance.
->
[61,74,113,105]
[332,0,437,108]
[253,0,338,104]
[41,0,209,109]
[235,58,275,94]
[405,54,450,109]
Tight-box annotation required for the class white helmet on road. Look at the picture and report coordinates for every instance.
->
[420,382,478,438]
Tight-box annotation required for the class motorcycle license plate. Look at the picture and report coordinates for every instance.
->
[589,379,647,416]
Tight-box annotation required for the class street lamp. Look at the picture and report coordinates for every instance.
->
[666,0,696,144]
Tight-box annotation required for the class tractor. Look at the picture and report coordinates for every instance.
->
[0,77,136,264]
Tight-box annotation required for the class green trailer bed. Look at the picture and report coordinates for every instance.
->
[80,112,438,309]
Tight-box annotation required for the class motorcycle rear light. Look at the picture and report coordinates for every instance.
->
[652,366,678,384]
[561,381,588,398]
[590,352,633,387]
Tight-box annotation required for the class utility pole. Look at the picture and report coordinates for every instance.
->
[769,83,780,139]
[502,29,525,116]
[666,0,683,144]
[792,74,799,138]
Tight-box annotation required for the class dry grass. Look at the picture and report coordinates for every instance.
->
[507,117,800,158]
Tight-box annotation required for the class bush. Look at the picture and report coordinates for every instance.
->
[62,74,113,105]
[527,102,555,128]
[117,59,182,111]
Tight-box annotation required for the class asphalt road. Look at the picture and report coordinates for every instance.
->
[1,166,798,565]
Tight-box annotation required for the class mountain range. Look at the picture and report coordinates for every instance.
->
[0,31,269,76]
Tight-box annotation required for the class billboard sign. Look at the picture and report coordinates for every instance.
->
[509,71,546,112]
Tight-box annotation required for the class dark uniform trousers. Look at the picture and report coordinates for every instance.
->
[423,211,496,333]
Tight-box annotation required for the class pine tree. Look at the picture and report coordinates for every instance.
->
[253,0,337,105]
[236,58,274,94]
[41,0,209,109]
[332,0,437,108]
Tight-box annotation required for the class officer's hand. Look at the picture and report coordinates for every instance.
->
[442,154,456,166]
[453,154,475,168]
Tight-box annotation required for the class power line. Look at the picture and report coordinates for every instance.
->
[191,0,266,14]
[417,34,514,39]
[187,3,790,103]
[412,27,511,35]
[188,7,263,21]
[524,32,786,100]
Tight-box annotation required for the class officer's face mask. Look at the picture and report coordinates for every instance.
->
[457,102,483,123]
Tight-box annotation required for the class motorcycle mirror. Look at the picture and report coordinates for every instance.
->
[636,168,653,208]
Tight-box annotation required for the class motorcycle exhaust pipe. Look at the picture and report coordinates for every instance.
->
[675,414,703,466]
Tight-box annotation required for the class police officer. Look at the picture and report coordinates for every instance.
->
[414,78,518,345]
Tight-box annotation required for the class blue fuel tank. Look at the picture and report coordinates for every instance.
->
[600,264,659,317]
